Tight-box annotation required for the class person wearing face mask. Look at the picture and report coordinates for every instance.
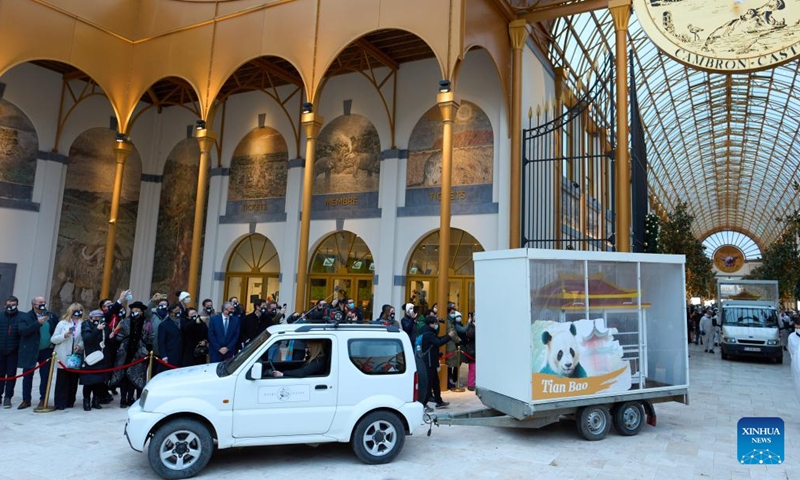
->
[201,298,215,319]
[0,296,21,408]
[305,300,329,323]
[157,303,184,373]
[240,299,267,346]
[208,302,240,362]
[228,296,244,321]
[51,303,85,410]
[147,294,169,358]
[17,296,59,410]
[181,307,209,366]
[110,302,149,407]
[345,298,364,324]
[445,307,468,390]
[372,304,399,328]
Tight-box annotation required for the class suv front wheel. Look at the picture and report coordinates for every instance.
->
[148,418,213,479]
[351,411,406,464]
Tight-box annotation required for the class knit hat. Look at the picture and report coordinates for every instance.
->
[405,303,415,315]
[178,291,191,303]
[89,309,104,318]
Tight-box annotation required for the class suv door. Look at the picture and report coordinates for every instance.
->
[232,335,338,438]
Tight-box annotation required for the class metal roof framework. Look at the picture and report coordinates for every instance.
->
[545,6,800,250]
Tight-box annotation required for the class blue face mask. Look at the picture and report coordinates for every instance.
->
[348,303,355,309]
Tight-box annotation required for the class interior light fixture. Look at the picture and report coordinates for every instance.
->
[195,119,206,130]
[115,132,127,143]
[438,79,451,93]
[302,102,313,114]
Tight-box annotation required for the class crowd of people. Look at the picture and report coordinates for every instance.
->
[0,289,476,413]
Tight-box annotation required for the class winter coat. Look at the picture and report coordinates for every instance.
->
[110,316,149,390]
[158,316,184,368]
[51,319,84,369]
[181,315,209,367]
[445,317,468,368]
[0,309,21,355]
[463,321,475,363]
[401,314,417,343]
[80,319,108,386]
[18,310,57,368]
[419,324,453,368]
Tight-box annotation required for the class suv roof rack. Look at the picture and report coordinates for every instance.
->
[294,323,400,334]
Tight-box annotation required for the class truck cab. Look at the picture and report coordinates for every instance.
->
[719,301,782,363]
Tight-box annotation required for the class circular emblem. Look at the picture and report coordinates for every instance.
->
[713,245,745,273]
[632,0,800,73]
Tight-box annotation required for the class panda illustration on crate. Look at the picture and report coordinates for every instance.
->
[540,323,587,378]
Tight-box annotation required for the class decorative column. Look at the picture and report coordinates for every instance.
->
[509,19,527,249]
[553,68,568,249]
[610,0,632,252]
[101,141,132,299]
[436,91,459,315]
[295,111,324,313]
[187,129,216,306]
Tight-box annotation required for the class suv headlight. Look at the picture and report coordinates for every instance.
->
[140,389,148,410]
[723,337,736,343]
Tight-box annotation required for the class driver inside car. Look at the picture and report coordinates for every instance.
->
[270,340,328,378]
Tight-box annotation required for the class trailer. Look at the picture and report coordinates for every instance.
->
[429,249,689,441]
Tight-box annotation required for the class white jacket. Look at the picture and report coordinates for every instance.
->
[51,319,84,369]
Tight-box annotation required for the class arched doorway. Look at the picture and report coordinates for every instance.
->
[224,234,281,309]
[308,231,374,319]
[406,229,484,315]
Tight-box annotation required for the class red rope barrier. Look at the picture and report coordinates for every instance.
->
[441,351,456,360]
[57,356,148,374]
[461,351,475,362]
[154,357,178,369]
[0,358,50,381]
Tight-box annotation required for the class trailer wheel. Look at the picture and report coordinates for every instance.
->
[612,401,645,436]
[576,405,611,441]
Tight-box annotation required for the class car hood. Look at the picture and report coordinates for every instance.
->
[147,364,219,390]
[722,325,779,338]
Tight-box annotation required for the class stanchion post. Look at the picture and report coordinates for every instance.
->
[146,351,154,382]
[34,352,57,413]
[453,346,465,392]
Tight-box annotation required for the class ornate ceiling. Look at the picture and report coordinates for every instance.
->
[544,3,800,250]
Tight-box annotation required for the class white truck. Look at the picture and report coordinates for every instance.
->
[430,249,689,440]
[717,279,782,363]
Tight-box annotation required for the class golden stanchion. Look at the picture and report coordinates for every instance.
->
[34,352,57,413]
[146,351,154,383]
[452,347,465,392]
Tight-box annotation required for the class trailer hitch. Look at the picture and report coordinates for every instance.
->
[423,412,439,436]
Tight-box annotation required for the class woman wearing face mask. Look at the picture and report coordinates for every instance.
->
[80,310,109,411]
[181,307,209,366]
[445,307,468,391]
[110,301,149,407]
[372,304,399,328]
[51,303,85,410]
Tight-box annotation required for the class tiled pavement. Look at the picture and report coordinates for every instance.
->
[2,342,798,479]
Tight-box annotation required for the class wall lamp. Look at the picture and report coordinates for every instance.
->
[115,132,129,143]
[438,80,451,93]
[195,119,206,130]
[302,102,313,114]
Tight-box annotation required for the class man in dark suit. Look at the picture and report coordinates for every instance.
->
[209,302,240,363]
[157,303,184,373]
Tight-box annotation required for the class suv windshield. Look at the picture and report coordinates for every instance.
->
[721,306,778,328]
[217,329,272,377]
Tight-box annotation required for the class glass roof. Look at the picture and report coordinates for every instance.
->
[547,8,800,248]
[702,231,762,261]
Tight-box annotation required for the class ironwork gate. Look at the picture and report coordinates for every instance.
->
[522,56,617,251]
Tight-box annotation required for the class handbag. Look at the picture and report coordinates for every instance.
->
[66,353,84,369]
[85,350,104,366]
[193,343,209,358]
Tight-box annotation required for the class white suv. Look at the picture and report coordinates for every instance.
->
[125,323,423,479]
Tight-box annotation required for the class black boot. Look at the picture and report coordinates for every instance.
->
[83,398,91,411]
[91,398,103,410]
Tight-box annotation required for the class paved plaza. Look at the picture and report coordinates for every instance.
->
[2,342,799,480]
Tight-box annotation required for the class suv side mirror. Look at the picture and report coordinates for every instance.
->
[248,362,263,380]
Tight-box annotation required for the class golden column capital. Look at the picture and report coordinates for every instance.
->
[609,0,632,31]
[437,92,459,121]
[509,19,528,51]
[195,129,217,152]
[113,140,133,161]
[302,112,324,139]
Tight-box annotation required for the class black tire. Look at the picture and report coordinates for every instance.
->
[576,405,611,441]
[148,418,213,480]
[612,401,645,436]
[351,411,406,464]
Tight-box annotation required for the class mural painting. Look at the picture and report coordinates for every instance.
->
[0,99,37,200]
[407,100,493,189]
[314,114,381,195]
[51,128,142,314]
[229,127,288,200]
[151,138,202,296]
